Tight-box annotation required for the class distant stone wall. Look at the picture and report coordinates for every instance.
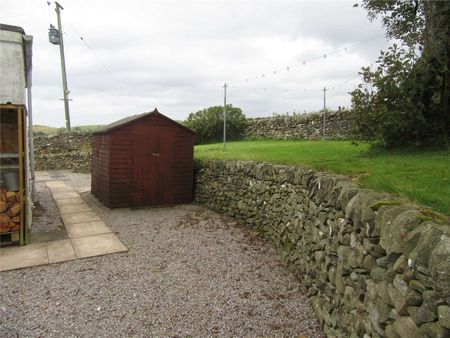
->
[194,159,450,337]
[34,133,92,173]
[245,110,353,140]
[32,110,352,173]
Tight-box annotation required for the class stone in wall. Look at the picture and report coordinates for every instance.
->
[194,159,450,337]
[33,132,92,173]
[245,109,353,140]
[32,110,352,173]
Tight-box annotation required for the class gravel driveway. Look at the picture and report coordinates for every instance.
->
[1,172,323,337]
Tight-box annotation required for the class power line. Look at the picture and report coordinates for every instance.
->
[241,34,386,83]
[45,1,145,113]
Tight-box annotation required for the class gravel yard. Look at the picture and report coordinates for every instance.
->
[31,181,64,233]
[1,172,323,337]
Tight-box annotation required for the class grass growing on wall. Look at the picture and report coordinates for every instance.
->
[195,140,450,215]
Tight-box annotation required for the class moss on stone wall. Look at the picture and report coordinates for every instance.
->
[194,159,450,337]
[33,133,92,173]
[245,110,353,140]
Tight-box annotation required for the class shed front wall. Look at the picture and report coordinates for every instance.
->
[91,134,111,205]
[105,114,193,207]
[108,124,133,207]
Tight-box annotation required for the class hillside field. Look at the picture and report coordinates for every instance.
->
[33,125,102,134]
[195,140,450,215]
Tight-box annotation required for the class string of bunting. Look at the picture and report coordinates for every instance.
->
[241,34,385,84]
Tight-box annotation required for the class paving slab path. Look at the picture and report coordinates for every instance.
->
[0,180,127,272]
[0,172,323,337]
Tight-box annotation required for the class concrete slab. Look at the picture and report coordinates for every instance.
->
[29,229,68,244]
[71,233,128,259]
[61,211,102,225]
[0,179,128,272]
[48,185,74,193]
[35,172,51,180]
[52,191,80,200]
[47,239,77,263]
[66,220,111,238]
[47,171,66,179]
[58,203,91,214]
[45,180,68,188]
[55,197,86,207]
[0,243,48,271]
[39,178,70,183]
[76,186,91,194]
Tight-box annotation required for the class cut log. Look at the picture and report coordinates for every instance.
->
[11,215,20,223]
[6,202,20,217]
[0,200,7,213]
[0,213,11,232]
[6,191,16,204]
[0,187,7,196]
[0,223,10,233]
[8,222,20,232]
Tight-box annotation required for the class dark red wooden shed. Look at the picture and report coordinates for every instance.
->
[91,109,194,208]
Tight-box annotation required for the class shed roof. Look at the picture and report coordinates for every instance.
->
[93,109,194,135]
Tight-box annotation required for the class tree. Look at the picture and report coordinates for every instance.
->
[184,105,247,144]
[351,0,450,147]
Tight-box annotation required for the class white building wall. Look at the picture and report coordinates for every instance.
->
[0,29,26,105]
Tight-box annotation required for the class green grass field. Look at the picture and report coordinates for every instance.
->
[195,140,450,215]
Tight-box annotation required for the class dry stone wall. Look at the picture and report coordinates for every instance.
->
[32,110,352,172]
[245,109,352,140]
[194,159,450,338]
[33,133,92,173]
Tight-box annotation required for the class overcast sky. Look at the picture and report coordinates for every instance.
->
[0,0,392,127]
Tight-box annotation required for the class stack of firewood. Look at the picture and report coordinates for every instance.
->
[0,189,20,233]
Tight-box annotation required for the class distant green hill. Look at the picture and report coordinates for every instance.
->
[71,125,103,132]
[33,125,58,134]
[33,125,103,135]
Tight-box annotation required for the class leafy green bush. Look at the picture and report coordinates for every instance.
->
[184,105,247,144]
[351,0,450,148]
[351,45,449,148]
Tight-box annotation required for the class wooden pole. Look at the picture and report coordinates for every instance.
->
[223,83,227,151]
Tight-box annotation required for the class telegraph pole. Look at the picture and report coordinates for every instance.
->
[54,1,71,131]
[223,83,227,151]
[322,86,327,140]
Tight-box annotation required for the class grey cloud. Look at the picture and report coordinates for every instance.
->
[1,0,393,126]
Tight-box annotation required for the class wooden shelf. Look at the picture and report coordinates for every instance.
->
[0,153,19,158]
[0,232,20,246]
[0,230,20,235]
[1,104,27,245]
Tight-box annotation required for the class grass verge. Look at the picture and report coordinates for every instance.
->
[195,140,450,215]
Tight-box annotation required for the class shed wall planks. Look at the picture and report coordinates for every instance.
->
[91,110,194,208]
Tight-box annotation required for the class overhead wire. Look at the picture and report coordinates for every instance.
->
[44,0,385,113]
[240,33,386,83]
[45,0,145,112]
[224,34,383,112]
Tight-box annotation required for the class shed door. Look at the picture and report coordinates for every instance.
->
[133,125,175,205]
